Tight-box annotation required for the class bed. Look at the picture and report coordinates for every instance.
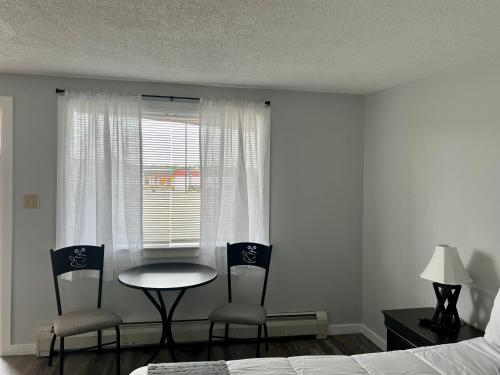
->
[130,336,500,374]
[132,287,500,374]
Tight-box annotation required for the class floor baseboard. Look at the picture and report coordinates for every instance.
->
[359,324,387,351]
[4,324,387,357]
[1,343,37,356]
[328,323,386,351]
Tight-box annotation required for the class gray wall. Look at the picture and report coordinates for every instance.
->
[363,59,500,339]
[0,74,364,345]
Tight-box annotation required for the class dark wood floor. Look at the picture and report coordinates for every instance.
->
[0,334,380,375]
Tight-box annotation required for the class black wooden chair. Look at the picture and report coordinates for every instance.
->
[48,245,122,375]
[207,242,273,359]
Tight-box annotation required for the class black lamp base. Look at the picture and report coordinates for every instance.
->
[419,282,462,335]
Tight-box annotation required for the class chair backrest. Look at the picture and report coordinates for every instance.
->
[226,242,273,306]
[50,244,105,315]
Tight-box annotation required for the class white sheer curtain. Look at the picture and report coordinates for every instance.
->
[56,90,143,280]
[199,99,270,273]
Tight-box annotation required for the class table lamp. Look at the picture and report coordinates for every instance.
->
[419,244,473,334]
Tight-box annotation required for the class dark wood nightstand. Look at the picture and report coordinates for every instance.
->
[382,308,484,351]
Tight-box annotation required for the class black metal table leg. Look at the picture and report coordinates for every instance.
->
[166,289,185,352]
[142,288,186,364]
[142,289,166,364]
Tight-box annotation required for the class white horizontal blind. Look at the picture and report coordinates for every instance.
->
[141,101,200,249]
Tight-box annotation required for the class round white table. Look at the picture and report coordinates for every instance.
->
[118,263,217,364]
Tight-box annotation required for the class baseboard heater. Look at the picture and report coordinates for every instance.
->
[37,310,327,357]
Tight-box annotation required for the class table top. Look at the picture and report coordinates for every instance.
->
[382,307,484,345]
[118,262,218,291]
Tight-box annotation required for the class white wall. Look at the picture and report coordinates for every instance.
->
[363,59,500,339]
[6,57,500,349]
[0,74,364,345]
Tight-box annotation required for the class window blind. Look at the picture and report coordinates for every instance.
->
[141,101,200,249]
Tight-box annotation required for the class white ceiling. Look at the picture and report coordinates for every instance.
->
[2,1,500,94]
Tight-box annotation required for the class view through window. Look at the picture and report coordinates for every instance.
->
[141,102,200,249]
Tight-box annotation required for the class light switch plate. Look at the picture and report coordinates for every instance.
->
[24,194,40,209]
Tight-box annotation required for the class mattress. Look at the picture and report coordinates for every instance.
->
[130,337,500,375]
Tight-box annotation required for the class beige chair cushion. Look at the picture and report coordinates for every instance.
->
[54,308,122,337]
[209,302,267,325]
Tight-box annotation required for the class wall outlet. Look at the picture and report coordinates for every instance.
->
[24,194,40,209]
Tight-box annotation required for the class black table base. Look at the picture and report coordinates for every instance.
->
[142,288,186,364]
[118,262,218,365]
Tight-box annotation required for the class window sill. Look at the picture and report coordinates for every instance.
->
[142,247,200,260]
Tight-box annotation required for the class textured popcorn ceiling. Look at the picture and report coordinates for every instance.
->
[2,1,500,94]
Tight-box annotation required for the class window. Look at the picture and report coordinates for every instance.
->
[141,101,200,249]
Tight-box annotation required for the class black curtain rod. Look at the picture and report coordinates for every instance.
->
[55,89,271,106]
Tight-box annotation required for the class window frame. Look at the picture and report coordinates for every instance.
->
[0,97,13,354]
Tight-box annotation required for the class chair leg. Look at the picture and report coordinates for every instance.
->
[264,323,269,351]
[256,325,262,358]
[115,326,121,375]
[97,330,102,354]
[224,324,229,347]
[59,337,64,375]
[48,333,57,367]
[207,321,215,361]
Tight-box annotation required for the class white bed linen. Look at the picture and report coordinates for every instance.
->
[288,355,365,375]
[485,287,500,350]
[129,337,498,375]
[409,338,500,374]
[354,351,438,375]
[227,358,297,374]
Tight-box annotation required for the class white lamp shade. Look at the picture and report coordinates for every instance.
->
[420,245,473,285]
